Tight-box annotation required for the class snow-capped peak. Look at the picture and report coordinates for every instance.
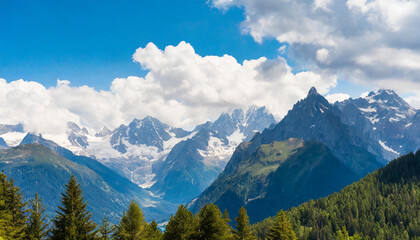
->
[95,126,111,137]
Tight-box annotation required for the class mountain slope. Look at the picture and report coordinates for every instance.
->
[151,106,276,204]
[0,144,160,224]
[17,133,177,222]
[189,138,356,222]
[0,137,8,149]
[283,149,420,239]
[216,87,382,203]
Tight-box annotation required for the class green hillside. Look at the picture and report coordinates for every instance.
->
[253,150,420,239]
[190,138,356,222]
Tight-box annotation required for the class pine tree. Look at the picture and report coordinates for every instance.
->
[0,172,13,238]
[50,175,97,240]
[144,220,162,240]
[0,172,26,239]
[0,172,27,239]
[98,216,115,240]
[163,205,197,240]
[26,193,48,240]
[233,207,256,240]
[223,209,234,240]
[265,210,296,240]
[114,200,146,240]
[197,203,231,240]
[223,209,231,225]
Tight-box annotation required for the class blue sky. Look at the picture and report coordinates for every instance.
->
[1,0,281,90]
[0,0,418,133]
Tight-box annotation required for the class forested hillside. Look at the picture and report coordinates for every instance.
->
[254,150,420,239]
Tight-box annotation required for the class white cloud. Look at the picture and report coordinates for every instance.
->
[316,48,329,63]
[360,91,370,98]
[356,47,420,70]
[210,0,420,103]
[347,0,417,31]
[0,42,337,135]
[404,95,420,109]
[278,45,286,54]
[325,93,350,103]
[313,0,332,12]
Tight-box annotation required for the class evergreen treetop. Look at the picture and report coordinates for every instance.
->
[265,210,296,240]
[234,207,256,240]
[163,204,197,240]
[114,200,146,240]
[26,193,48,240]
[98,216,115,240]
[197,203,232,240]
[50,175,97,240]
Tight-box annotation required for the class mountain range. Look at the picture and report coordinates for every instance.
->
[189,87,419,221]
[0,87,418,225]
[0,106,276,221]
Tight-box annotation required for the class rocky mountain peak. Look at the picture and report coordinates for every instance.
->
[292,87,331,117]
[95,126,111,137]
[67,122,89,149]
[308,86,319,96]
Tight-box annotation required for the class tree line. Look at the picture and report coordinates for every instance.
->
[0,172,296,240]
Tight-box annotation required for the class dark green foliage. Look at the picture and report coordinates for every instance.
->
[281,150,420,239]
[223,209,232,225]
[164,205,197,240]
[234,207,256,240]
[98,216,115,240]
[50,175,97,240]
[265,210,296,240]
[144,220,163,240]
[114,200,146,240]
[252,217,274,240]
[197,203,232,240]
[26,193,48,240]
[0,172,28,239]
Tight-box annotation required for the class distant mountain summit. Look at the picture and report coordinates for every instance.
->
[337,89,418,157]
[95,126,111,137]
[150,106,276,203]
[67,121,89,149]
[110,116,190,154]
[252,87,383,175]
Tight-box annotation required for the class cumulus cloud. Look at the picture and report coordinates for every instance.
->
[325,93,350,103]
[404,95,420,109]
[316,48,329,63]
[0,42,337,134]
[210,0,420,106]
